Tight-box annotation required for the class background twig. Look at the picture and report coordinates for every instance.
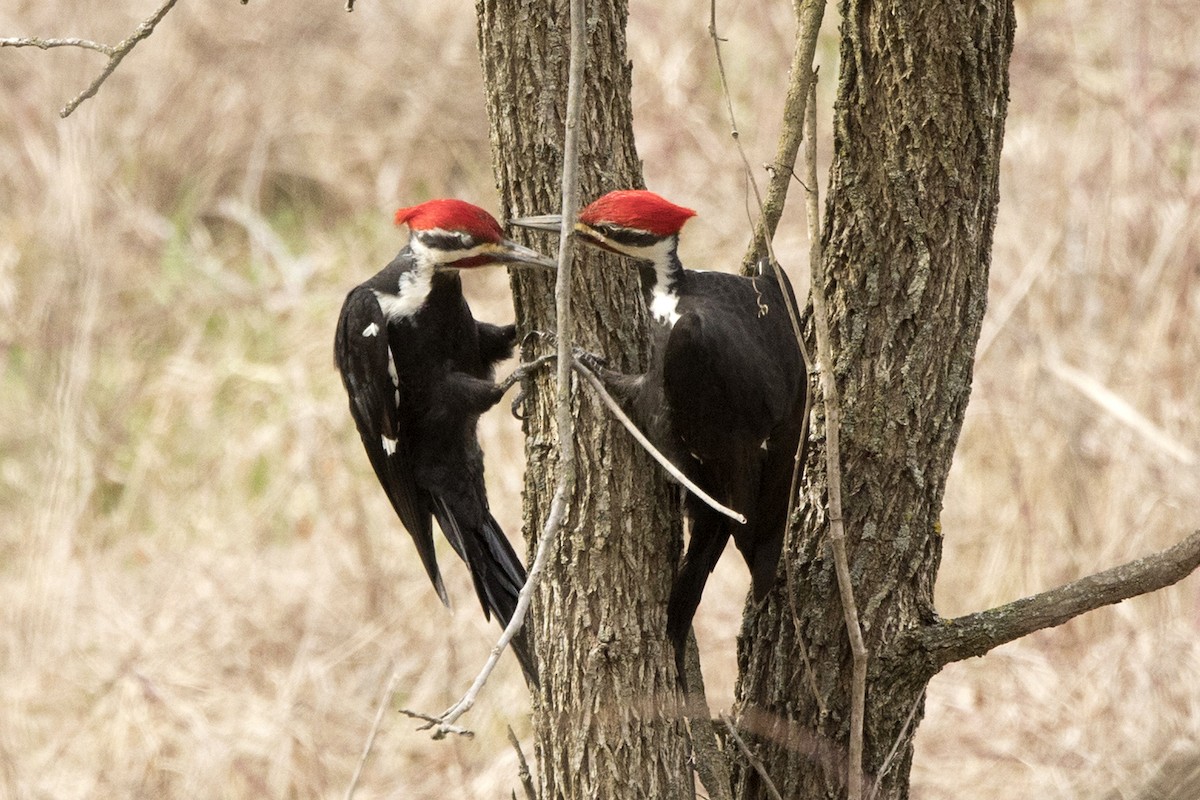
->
[2,0,182,117]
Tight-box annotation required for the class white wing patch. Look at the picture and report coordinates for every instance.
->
[381,435,398,456]
[386,346,399,388]
[362,321,380,337]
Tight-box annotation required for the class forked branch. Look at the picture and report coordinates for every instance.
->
[741,0,827,271]
[897,529,1200,673]
[1,0,181,118]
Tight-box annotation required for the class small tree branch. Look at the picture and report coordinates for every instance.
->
[0,36,115,55]
[506,726,539,800]
[572,358,746,524]
[681,635,734,800]
[804,73,867,800]
[344,662,402,800]
[720,714,785,800]
[897,529,1200,673]
[741,0,827,271]
[3,0,182,118]
[389,0,588,742]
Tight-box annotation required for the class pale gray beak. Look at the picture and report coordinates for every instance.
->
[508,214,565,233]
[497,238,559,269]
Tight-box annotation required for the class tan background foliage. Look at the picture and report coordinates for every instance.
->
[0,0,1197,797]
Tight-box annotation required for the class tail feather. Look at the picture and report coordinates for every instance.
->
[431,497,538,686]
[666,502,731,679]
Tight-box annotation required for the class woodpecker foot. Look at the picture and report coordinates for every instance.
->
[501,353,557,419]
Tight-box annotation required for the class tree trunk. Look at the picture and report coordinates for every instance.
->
[475,2,691,798]
[733,2,1015,799]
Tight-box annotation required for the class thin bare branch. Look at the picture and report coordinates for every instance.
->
[506,726,538,800]
[867,689,925,800]
[2,0,182,118]
[720,714,784,800]
[388,0,588,742]
[344,663,402,800]
[681,636,734,800]
[0,37,114,55]
[741,0,827,271]
[897,529,1200,673]
[710,0,828,730]
[804,74,867,800]
[572,359,746,524]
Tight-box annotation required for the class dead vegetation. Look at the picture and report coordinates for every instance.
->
[0,0,1196,797]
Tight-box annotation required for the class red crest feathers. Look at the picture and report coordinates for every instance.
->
[394,199,505,243]
[578,190,696,237]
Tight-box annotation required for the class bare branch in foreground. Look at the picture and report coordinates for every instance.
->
[506,726,538,800]
[571,358,746,525]
[740,0,828,272]
[391,0,588,745]
[721,714,785,800]
[2,0,182,118]
[804,74,867,800]
[344,663,402,800]
[898,529,1200,673]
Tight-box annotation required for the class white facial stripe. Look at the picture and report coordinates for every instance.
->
[381,435,397,455]
[581,225,676,266]
[410,232,505,266]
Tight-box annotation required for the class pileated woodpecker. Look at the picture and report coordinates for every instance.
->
[512,190,807,675]
[334,199,554,685]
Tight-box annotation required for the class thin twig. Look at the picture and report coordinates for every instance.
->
[709,0,827,724]
[2,0,182,118]
[741,0,828,271]
[805,73,867,800]
[720,714,784,800]
[344,663,402,800]
[506,726,538,800]
[0,36,114,55]
[571,359,746,524]
[388,0,588,743]
[866,689,925,800]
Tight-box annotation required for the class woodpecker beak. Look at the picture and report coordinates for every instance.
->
[507,214,564,233]
[494,238,559,269]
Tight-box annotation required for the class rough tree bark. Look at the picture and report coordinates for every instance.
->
[475,2,691,798]
[733,2,1017,799]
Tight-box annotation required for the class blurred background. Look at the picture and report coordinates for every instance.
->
[1,0,1197,797]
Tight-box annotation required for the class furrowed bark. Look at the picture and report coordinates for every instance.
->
[731,2,1016,798]
[475,2,689,797]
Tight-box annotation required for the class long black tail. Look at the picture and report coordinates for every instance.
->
[432,497,538,686]
[666,500,731,683]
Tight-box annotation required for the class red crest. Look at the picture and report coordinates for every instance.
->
[578,190,696,236]
[394,199,505,243]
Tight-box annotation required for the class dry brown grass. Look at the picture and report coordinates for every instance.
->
[1,0,1197,797]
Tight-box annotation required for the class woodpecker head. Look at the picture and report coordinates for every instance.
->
[509,190,696,265]
[396,199,557,270]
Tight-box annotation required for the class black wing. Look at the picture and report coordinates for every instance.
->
[334,286,448,605]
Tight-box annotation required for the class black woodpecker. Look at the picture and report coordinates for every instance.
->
[335,199,555,685]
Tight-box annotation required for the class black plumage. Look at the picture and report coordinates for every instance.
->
[513,190,808,678]
[335,199,554,685]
